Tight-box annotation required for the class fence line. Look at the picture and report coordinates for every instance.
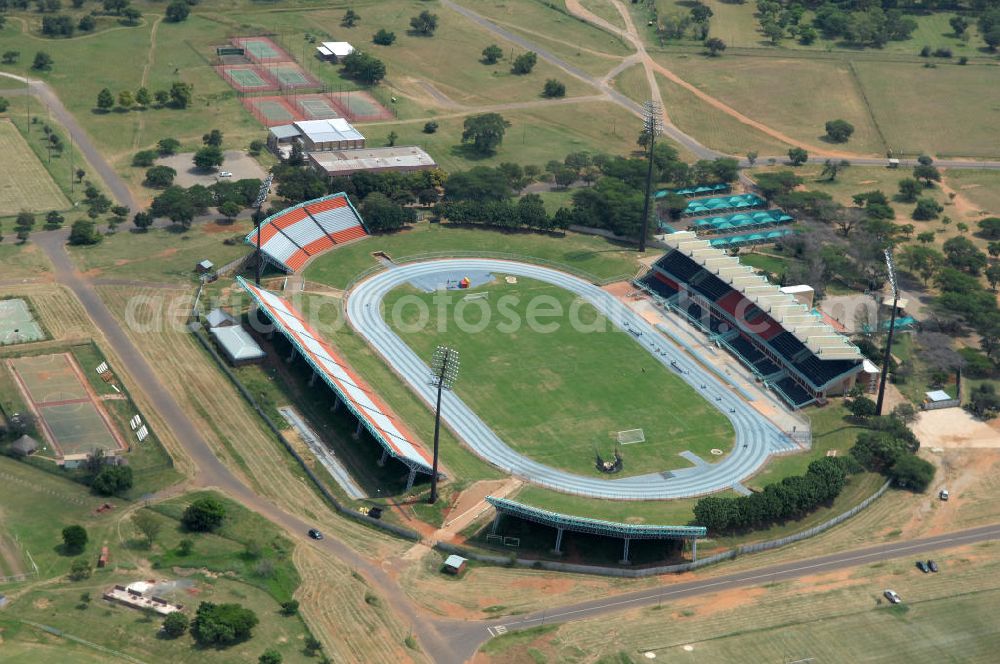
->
[187,321,420,542]
[435,480,893,578]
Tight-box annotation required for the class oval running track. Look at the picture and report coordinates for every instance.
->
[346,259,798,500]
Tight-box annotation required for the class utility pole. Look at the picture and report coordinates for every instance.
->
[638,100,662,253]
[428,346,460,504]
[875,247,899,416]
[252,172,274,285]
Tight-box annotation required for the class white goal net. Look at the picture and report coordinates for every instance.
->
[616,429,645,445]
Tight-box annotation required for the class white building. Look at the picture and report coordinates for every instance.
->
[316,42,355,61]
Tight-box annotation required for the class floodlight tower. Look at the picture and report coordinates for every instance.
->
[638,100,663,254]
[428,345,460,504]
[875,247,900,416]
[252,172,274,286]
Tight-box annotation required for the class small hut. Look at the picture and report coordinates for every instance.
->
[11,434,39,457]
[442,554,468,575]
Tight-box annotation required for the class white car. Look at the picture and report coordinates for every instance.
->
[884,589,902,604]
[218,171,233,178]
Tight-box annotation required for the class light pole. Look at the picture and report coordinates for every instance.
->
[875,248,899,416]
[252,172,274,286]
[429,345,460,504]
[638,100,662,253]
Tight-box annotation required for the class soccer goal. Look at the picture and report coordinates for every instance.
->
[617,428,645,445]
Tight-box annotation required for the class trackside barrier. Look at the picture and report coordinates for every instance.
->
[187,322,421,542]
[434,480,892,578]
[344,250,633,292]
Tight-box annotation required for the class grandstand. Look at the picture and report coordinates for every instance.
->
[244,193,368,272]
[635,231,863,408]
[238,277,434,487]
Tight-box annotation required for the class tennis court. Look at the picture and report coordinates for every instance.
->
[0,299,45,346]
[8,353,124,458]
[270,63,320,89]
[296,94,342,119]
[242,97,299,126]
[216,65,278,92]
[331,90,394,121]
[232,36,292,63]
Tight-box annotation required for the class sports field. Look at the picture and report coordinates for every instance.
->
[216,65,278,92]
[271,63,320,88]
[0,298,45,345]
[232,35,291,63]
[383,278,733,478]
[330,90,394,121]
[0,120,69,215]
[243,96,298,126]
[7,353,123,458]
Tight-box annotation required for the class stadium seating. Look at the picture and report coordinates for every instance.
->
[245,194,369,272]
[638,273,679,300]
[774,376,814,407]
[654,251,701,283]
[689,272,732,302]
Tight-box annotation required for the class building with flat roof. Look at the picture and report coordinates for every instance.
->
[267,119,365,153]
[308,145,437,178]
[209,325,266,365]
[316,41,354,61]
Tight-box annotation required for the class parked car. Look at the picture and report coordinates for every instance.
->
[928,560,939,573]
[884,589,902,604]
[916,560,930,573]
[307,528,324,540]
[218,171,233,178]
[939,488,949,501]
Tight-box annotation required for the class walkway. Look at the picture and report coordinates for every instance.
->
[346,258,795,499]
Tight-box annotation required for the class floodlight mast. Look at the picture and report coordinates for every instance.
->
[429,346,459,504]
[875,247,899,416]
[639,101,662,254]
[253,172,274,286]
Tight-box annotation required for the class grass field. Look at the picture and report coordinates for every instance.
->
[944,169,1000,217]
[0,120,69,215]
[578,0,626,31]
[304,220,647,289]
[384,278,733,477]
[660,55,887,155]
[612,63,649,107]
[0,244,51,280]
[481,540,1000,662]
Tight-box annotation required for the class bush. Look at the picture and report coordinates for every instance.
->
[165,0,189,22]
[511,51,537,75]
[132,150,158,167]
[143,165,176,188]
[824,119,855,143]
[62,525,88,554]
[422,121,438,134]
[373,28,396,45]
[181,497,226,532]
[163,611,189,637]
[888,455,935,491]
[69,558,92,581]
[542,78,566,98]
[91,465,133,496]
[68,219,101,245]
[280,600,299,616]
[191,602,258,646]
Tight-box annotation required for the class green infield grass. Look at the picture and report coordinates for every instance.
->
[383,277,734,478]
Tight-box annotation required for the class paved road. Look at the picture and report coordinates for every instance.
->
[448,521,1000,658]
[0,72,139,212]
[347,258,795,499]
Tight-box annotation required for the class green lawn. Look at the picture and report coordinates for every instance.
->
[303,219,648,289]
[612,63,649,107]
[577,0,626,31]
[945,169,1000,218]
[384,278,734,478]
[0,244,52,280]
[66,220,252,283]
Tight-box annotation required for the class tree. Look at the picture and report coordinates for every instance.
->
[259,651,282,664]
[117,90,134,110]
[461,113,510,155]
[92,465,133,495]
[820,158,850,181]
[134,86,151,107]
[78,14,95,31]
[899,244,944,284]
[386,130,398,147]
[968,382,1000,418]
[917,231,935,244]
[341,52,386,85]
[517,192,549,229]
[848,396,877,420]
[191,602,259,645]
[68,219,101,245]
[986,28,1000,51]
[705,37,726,56]
[32,51,54,71]
[762,20,785,45]
[912,197,943,221]
[341,8,359,28]
[372,29,395,46]
[193,145,224,171]
[218,200,241,221]
[978,217,1000,240]
[182,496,226,532]
[156,137,181,155]
[481,44,503,64]
[542,78,565,98]
[169,81,193,109]
[824,119,855,143]
[165,0,189,22]
[423,121,438,134]
[409,10,438,36]
[754,171,802,200]
[41,15,74,37]
[69,558,92,581]
[132,210,154,231]
[950,15,969,36]
[360,192,411,232]
[154,89,169,106]
[787,147,808,166]
[62,525,88,554]
[511,51,537,75]
[202,129,223,147]
[943,235,988,274]
[163,611,189,638]
[45,210,65,228]
[122,6,141,25]
[280,600,299,616]
[132,150,157,167]
[2,51,20,65]
[896,178,921,203]
[746,151,758,166]
[888,455,935,491]
[913,163,941,185]
[143,165,176,188]
[132,510,162,548]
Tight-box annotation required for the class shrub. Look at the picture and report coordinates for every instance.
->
[62,525,88,553]
[163,611,189,637]
[887,455,935,491]
[422,121,438,134]
[181,497,226,532]
[542,78,565,98]
[132,150,158,167]
[190,602,258,646]
[91,465,133,495]
[373,28,396,45]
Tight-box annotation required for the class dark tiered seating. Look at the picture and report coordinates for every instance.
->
[794,355,860,387]
[753,357,781,376]
[654,251,701,283]
[639,273,678,300]
[768,331,807,362]
[689,272,732,302]
[775,377,814,407]
[728,335,765,365]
